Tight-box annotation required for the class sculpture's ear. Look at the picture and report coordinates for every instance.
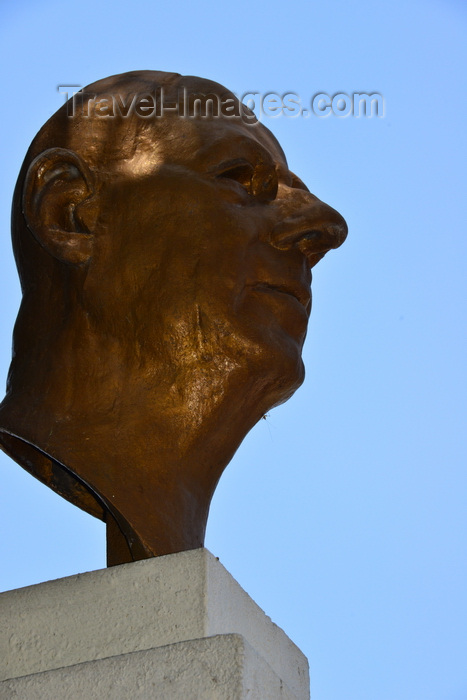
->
[22,147,97,265]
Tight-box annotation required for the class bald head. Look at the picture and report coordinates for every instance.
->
[21,71,257,172]
[11,71,261,291]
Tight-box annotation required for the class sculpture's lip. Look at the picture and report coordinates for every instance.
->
[251,281,311,311]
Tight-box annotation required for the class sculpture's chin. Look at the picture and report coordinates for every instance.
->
[254,347,306,414]
[276,357,305,407]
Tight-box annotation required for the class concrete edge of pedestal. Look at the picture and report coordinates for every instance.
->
[0,633,301,700]
[1,548,309,699]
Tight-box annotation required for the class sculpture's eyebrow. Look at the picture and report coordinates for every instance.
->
[198,134,281,171]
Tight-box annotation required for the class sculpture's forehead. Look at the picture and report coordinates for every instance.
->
[117,116,288,177]
[193,119,287,166]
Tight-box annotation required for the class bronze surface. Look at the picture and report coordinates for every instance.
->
[0,71,347,566]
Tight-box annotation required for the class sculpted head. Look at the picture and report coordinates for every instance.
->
[0,71,347,564]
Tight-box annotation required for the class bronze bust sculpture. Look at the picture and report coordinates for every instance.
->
[0,71,347,566]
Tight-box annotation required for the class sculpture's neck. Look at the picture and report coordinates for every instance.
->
[0,321,268,565]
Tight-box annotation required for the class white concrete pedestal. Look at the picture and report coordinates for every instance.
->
[0,548,309,699]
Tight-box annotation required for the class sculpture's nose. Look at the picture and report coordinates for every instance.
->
[269,186,348,268]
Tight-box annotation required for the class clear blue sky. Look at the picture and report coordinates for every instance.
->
[1,1,466,699]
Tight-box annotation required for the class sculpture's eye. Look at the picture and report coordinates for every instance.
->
[217,161,278,203]
[251,164,278,202]
[218,163,255,193]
